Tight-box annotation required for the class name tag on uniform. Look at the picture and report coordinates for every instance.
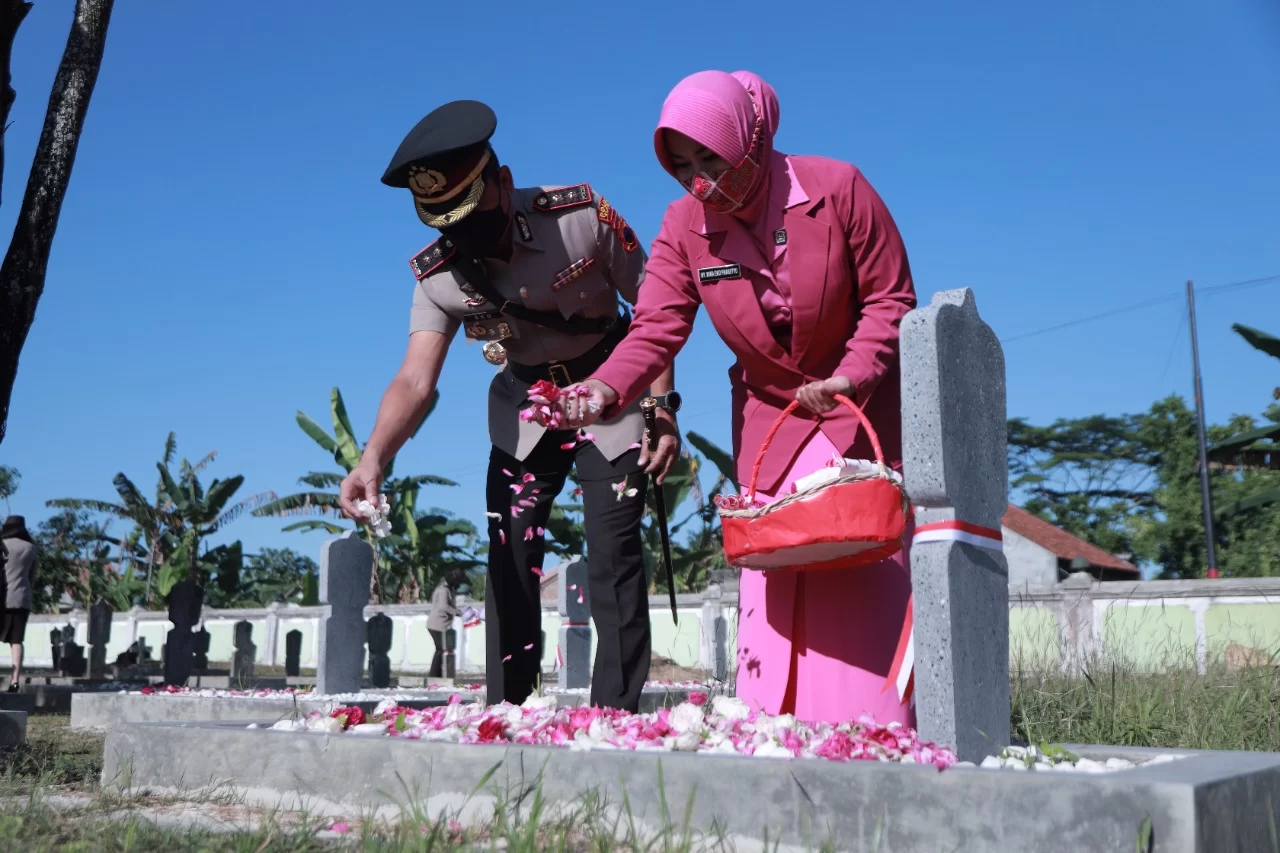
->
[463,310,516,342]
[697,263,742,284]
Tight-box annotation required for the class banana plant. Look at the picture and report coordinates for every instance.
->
[254,386,463,601]
[49,433,268,604]
[1211,324,1280,517]
[542,432,738,595]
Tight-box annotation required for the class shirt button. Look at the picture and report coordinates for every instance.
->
[519,287,529,298]
[580,291,589,300]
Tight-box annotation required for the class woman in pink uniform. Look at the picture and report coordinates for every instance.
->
[563,70,917,726]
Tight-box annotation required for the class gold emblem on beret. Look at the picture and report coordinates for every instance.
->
[408,167,448,198]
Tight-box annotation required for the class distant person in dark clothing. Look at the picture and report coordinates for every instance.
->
[427,569,467,678]
[1,515,37,692]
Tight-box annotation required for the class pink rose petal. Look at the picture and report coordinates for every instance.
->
[531,567,544,577]
[502,469,513,477]
[499,530,506,544]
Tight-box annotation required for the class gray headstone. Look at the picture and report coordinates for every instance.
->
[366,613,393,688]
[557,559,591,689]
[900,288,1010,763]
[60,639,86,678]
[50,628,63,671]
[284,629,302,677]
[700,601,728,683]
[192,627,210,671]
[231,620,256,681]
[87,601,112,679]
[443,628,457,679]
[316,531,373,695]
[162,580,204,686]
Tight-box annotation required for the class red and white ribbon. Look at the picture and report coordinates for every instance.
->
[884,520,1004,704]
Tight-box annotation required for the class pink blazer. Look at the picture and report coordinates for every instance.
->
[594,154,917,495]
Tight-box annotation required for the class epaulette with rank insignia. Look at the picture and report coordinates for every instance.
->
[409,238,455,280]
[532,183,593,213]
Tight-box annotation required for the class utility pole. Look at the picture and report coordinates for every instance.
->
[1187,280,1219,578]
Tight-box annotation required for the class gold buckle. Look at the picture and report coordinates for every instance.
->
[547,362,571,387]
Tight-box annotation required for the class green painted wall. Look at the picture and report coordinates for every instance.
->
[1009,605,1060,671]
[1102,604,1199,671]
[1204,604,1280,657]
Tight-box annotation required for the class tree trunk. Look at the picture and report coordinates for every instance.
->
[0,1,32,206]
[0,0,114,446]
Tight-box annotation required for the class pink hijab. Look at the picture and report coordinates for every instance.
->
[654,70,781,220]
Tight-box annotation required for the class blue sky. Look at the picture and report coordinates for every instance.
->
[2,0,1278,570]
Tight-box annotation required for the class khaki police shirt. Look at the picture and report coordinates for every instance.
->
[409,185,648,462]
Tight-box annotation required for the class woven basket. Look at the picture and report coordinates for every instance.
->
[717,394,911,572]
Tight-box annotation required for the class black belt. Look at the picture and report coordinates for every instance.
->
[508,312,630,387]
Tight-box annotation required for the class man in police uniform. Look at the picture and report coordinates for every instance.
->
[338,100,682,712]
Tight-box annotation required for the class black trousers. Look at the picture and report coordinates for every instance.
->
[484,430,651,711]
[428,629,444,678]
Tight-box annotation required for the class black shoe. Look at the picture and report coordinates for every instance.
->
[6,683,17,693]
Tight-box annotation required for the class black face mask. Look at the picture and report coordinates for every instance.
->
[442,193,511,259]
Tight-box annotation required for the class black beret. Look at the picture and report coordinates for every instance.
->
[381,100,498,189]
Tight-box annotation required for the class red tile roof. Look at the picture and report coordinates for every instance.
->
[1002,505,1139,573]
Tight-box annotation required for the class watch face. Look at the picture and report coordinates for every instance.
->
[666,391,682,413]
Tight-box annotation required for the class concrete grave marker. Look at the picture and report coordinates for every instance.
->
[443,628,457,679]
[162,581,204,687]
[50,628,63,671]
[284,629,302,677]
[900,288,1010,763]
[699,586,728,683]
[366,613,392,688]
[231,620,256,681]
[60,637,86,678]
[557,557,591,689]
[87,600,112,679]
[316,531,373,695]
[193,627,210,671]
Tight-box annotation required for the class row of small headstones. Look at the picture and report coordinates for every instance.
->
[50,584,440,690]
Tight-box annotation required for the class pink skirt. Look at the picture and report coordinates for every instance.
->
[734,430,915,727]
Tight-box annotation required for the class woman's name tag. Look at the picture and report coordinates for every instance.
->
[697,263,742,284]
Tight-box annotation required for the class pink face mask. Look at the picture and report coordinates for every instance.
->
[680,107,765,214]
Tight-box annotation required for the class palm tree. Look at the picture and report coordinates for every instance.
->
[253,386,463,601]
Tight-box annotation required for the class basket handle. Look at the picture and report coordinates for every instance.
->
[745,393,886,502]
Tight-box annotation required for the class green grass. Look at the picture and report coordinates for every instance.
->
[1012,658,1280,752]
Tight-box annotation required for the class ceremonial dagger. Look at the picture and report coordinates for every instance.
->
[640,397,679,624]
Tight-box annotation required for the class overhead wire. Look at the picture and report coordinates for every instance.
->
[1000,274,1280,344]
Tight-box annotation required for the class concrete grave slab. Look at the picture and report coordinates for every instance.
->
[101,719,1280,852]
[72,685,701,729]
[0,710,25,746]
[0,693,36,713]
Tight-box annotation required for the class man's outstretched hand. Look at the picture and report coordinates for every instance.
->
[559,378,617,429]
